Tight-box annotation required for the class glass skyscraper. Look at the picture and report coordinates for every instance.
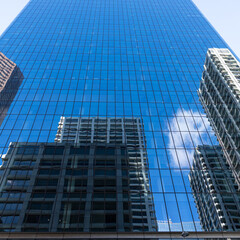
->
[0,0,239,238]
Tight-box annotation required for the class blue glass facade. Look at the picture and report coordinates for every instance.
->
[0,0,238,233]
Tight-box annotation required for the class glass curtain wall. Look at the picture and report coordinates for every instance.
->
[0,0,239,233]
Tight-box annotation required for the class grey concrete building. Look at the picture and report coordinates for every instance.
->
[189,145,240,231]
[198,48,240,188]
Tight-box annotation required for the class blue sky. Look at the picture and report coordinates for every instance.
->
[0,0,30,35]
[193,0,240,58]
[0,0,239,58]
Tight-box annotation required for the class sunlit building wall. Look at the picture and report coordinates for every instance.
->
[199,48,240,188]
[189,145,240,231]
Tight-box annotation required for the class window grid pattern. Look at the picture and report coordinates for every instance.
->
[0,0,238,233]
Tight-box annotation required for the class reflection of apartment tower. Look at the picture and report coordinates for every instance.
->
[189,145,240,231]
[55,117,157,231]
[0,142,134,232]
[55,117,146,146]
[0,117,157,232]
[0,52,24,125]
[198,48,240,188]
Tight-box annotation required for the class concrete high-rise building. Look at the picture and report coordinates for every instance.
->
[198,48,240,188]
[189,145,240,231]
[0,52,23,125]
[0,117,157,232]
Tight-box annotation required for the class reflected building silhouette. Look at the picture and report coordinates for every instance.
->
[198,48,240,188]
[0,52,24,126]
[55,117,157,232]
[0,117,157,232]
[189,145,240,231]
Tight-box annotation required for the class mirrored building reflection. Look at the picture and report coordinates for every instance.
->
[0,117,157,232]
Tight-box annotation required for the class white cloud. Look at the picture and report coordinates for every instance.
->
[167,109,215,168]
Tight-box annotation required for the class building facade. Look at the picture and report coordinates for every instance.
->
[0,0,238,235]
[199,48,240,188]
[189,145,240,231]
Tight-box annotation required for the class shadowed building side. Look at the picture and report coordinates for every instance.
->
[0,142,134,232]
